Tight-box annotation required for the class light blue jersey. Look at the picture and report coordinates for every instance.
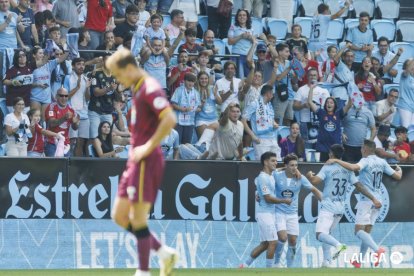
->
[345,26,373,62]
[255,171,276,214]
[196,88,218,122]
[397,74,414,113]
[357,155,395,202]
[317,163,358,214]
[227,25,253,55]
[243,96,275,139]
[273,171,313,215]
[161,129,179,160]
[171,86,201,126]
[308,14,331,50]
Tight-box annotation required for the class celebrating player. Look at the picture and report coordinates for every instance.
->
[327,140,402,268]
[307,144,383,267]
[106,48,179,276]
[240,152,292,268]
[273,154,322,267]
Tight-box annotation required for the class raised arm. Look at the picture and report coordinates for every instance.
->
[327,158,361,172]
[331,0,350,20]
[343,96,353,114]
[307,84,319,113]
[334,42,351,65]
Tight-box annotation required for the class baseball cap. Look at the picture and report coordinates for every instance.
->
[256,44,267,53]
[378,125,391,136]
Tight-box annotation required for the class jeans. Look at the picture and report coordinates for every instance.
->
[176,124,195,144]
[179,144,205,160]
[88,30,103,52]
[88,110,113,139]
[45,142,71,157]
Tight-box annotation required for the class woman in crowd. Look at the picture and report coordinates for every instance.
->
[92,121,124,158]
[279,122,305,160]
[4,97,31,157]
[355,56,382,113]
[195,71,218,138]
[228,8,255,77]
[3,49,33,113]
[308,85,353,162]
[398,58,414,128]
[51,46,72,101]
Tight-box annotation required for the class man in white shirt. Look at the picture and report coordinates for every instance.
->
[214,60,243,112]
[372,37,402,84]
[375,88,398,126]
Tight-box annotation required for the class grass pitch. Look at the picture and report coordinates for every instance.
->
[0,269,412,276]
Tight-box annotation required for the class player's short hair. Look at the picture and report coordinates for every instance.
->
[283,153,298,165]
[318,4,329,14]
[260,84,273,95]
[363,139,376,152]
[184,72,197,82]
[261,151,277,166]
[330,144,344,159]
[105,49,138,70]
[359,11,370,19]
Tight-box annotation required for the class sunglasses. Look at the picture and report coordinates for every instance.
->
[58,94,69,98]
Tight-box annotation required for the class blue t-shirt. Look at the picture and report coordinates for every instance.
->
[243,96,275,139]
[171,85,200,126]
[276,61,295,100]
[12,7,35,47]
[332,60,354,100]
[315,108,345,153]
[357,155,395,202]
[342,106,375,147]
[0,11,18,49]
[317,163,358,214]
[161,129,179,159]
[256,171,277,214]
[345,26,373,62]
[196,88,217,122]
[31,59,58,104]
[143,55,167,89]
[273,171,313,215]
[308,14,331,50]
[227,24,253,55]
[397,74,414,113]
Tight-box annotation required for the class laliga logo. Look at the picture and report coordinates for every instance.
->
[343,182,390,223]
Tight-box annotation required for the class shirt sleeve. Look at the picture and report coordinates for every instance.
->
[316,165,327,181]
[349,171,358,185]
[170,87,180,105]
[301,176,314,190]
[367,109,376,127]
[63,75,70,92]
[345,27,353,42]
[227,25,235,38]
[258,175,271,196]
[4,114,13,127]
[357,157,368,171]
[143,86,171,118]
[172,130,179,149]
[383,161,396,176]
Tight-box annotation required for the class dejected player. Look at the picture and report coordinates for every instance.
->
[106,48,179,276]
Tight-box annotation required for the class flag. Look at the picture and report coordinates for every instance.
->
[66,33,79,60]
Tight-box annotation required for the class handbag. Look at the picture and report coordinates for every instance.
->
[276,72,289,102]
[217,0,233,18]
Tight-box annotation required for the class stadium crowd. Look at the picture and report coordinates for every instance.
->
[0,0,413,163]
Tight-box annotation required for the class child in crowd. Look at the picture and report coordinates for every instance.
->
[322,45,338,82]
[27,108,62,157]
[144,13,166,52]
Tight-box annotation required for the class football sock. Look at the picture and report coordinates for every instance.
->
[274,241,285,264]
[318,233,341,247]
[245,256,254,266]
[266,258,273,268]
[322,243,332,262]
[286,246,296,268]
[356,230,379,252]
[360,242,369,262]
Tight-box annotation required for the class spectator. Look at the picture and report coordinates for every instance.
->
[308,84,353,162]
[243,0,264,18]
[246,40,276,83]
[331,43,354,109]
[143,13,166,51]
[207,102,244,160]
[342,103,376,162]
[0,0,25,51]
[292,46,319,87]
[279,122,305,160]
[228,8,255,77]
[374,124,399,161]
[161,128,180,160]
[393,126,411,162]
[286,24,308,56]
[214,60,243,112]
[13,0,39,49]
[293,68,330,145]
[273,43,297,126]
[169,0,199,30]
[202,29,222,73]
[168,50,192,93]
[51,46,72,101]
[171,72,200,144]
[164,9,184,40]
[47,26,64,49]
[112,0,134,25]
[321,45,337,82]
[397,58,414,128]
[192,50,214,75]
[206,0,232,39]
[4,97,31,157]
[375,88,398,126]
[354,56,382,113]
[64,57,91,157]
[136,0,150,28]
[92,121,125,157]
[78,28,103,72]
[84,0,115,51]
[242,84,281,161]
[27,108,61,157]
[113,4,140,46]
[95,30,116,55]
[52,0,80,38]
[178,28,207,62]
[372,37,402,84]
[3,49,32,113]
[345,12,374,72]
[45,87,80,157]
[35,0,52,13]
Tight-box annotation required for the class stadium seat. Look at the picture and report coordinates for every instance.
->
[266,18,288,40]
[376,0,400,20]
[213,39,226,55]
[353,0,375,18]
[324,0,348,18]
[344,18,360,30]
[277,126,290,140]
[371,19,396,41]
[393,62,403,83]
[88,144,96,157]
[232,0,242,15]
[222,38,232,54]
[390,42,414,64]
[251,17,264,36]
[294,17,313,39]
[408,130,414,142]
[327,19,345,41]
[396,20,414,42]
[300,0,322,17]
[198,15,208,34]
[162,14,171,28]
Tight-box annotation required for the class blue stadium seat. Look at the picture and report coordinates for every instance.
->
[393,62,403,83]
[276,126,290,140]
[198,15,208,34]
[353,0,375,18]
[222,38,232,54]
[162,14,171,28]
[376,0,400,20]
[294,17,313,39]
[251,17,264,36]
[344,18,360,30]
[396,20,414,42]
[390,42,414,64]
[301,0,323,17]
[408,130,414,142]
[327,19,345,41]
[213,39,226,55]
[266,18,288,40]
[371,19,396,41]
[324,0,348,18]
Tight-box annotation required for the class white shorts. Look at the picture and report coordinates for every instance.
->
[355,201,379,225]
[254,138,282,161]
[275,212,299,236]
[256,212,278,242]
[195,119,218,128]
[315,209,342,234]
[69,119,90,139]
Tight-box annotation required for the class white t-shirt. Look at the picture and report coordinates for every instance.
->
[215,77,242,112]
[294,84,330,122]
[4,112,30,141]
[375,99,395,125]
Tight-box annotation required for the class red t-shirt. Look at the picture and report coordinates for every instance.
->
[355,76,381,102]
[45,103,75,145]
[298,59,320,87]
[5,66,32,107]
[394,142,411,160]
[169,66,192,96]
[130,77,171,151]
[85,0,113,33]
[28,123,44,153]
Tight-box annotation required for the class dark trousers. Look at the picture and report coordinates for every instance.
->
[207,6,232,39]
[176,125,195,144]
[343,144,362,162]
